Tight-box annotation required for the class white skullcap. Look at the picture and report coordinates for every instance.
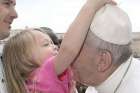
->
[90,4,132,45]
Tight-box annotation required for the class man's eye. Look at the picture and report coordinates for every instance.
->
[3,2,11,7]
[43,43,49,46]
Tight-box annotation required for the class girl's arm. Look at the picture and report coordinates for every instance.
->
[54,0,116,75]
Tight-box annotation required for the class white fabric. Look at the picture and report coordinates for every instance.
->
[86,57,140,93]
[86,86,98,93]
[0,44,8,93]
[90,4,132,45]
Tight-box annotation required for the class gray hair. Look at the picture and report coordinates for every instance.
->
[86,30,132,64]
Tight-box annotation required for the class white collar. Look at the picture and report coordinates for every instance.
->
[95,57,132,93]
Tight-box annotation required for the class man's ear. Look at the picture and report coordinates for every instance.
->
[97,50,112,72]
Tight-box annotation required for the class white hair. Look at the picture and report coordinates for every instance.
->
[85,31,132,64]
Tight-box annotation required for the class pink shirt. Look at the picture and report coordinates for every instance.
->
[26,57,72,93]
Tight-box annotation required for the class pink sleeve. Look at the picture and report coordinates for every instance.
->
[27,57,72,93]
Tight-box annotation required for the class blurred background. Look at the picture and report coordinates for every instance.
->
[12,0,140,33]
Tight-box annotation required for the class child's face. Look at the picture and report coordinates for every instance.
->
[32,31,58,65]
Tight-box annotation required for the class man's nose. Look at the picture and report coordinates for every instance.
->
[10,7,18,19]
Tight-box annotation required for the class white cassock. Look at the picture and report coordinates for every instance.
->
[86,56,140,93]
[85,86,98,93]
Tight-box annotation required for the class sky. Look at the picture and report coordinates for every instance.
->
[11,0,140,33]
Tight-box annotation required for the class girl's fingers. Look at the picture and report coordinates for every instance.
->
[107,0,117,5]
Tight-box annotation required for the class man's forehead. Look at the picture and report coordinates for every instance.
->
[0,0,16,7]
[6,0,16,5]
[10,0,16,2]
[0,0,10,1]
[2,0,15,2]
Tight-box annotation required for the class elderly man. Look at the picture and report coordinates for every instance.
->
[72,4,140,93]
[0,0,17,93]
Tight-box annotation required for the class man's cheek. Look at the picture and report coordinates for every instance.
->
[0,8,8,21]
[71,67,80,82]
[73,71,79,81]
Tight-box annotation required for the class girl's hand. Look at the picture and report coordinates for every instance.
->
[86,0,117,11]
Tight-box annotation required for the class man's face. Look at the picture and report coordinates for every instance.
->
[0,0,17,40]
[72,40,101,86]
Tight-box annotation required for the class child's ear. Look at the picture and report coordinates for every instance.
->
[97,50,112,72]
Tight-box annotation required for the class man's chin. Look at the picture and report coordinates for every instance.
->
[73,75,87,85]
[76,78,95,86]
[0,31,10,40]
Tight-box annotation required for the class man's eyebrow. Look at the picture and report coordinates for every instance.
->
[4,0,10,2]
[1,0,16,5]
[43,39,50,42]
[3,0,14,3]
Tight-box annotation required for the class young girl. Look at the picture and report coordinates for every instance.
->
[2,0,116,93]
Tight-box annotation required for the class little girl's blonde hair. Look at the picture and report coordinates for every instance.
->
[3,30,39,93]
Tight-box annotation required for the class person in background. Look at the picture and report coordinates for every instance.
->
[0,0,17,93]
[2,0,115,93]
[72,4,140,93]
